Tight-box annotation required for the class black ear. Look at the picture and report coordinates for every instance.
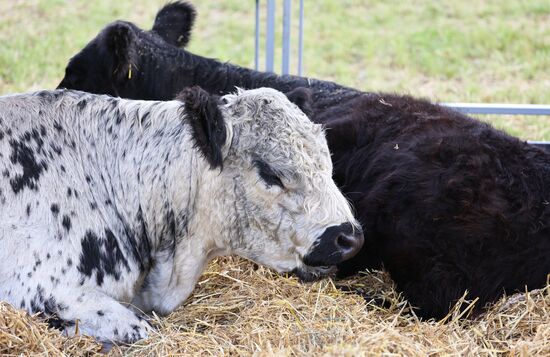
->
[104,22,134,82]
[177,86,226,169]
[285,87,314,118]
[151,1,196,48]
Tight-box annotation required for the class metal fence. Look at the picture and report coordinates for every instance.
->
[255,0,303,75]
[254,1,549,150]
[443,103,550,116]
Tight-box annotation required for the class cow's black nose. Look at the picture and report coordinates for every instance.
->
[302,222,364,267]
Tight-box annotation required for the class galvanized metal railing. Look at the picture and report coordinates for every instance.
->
[254,1,549,150]
[442,104,550,150]
[255,0,304,75]
[442,103,550,116]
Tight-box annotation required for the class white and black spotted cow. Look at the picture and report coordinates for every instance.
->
[0,86,363,344]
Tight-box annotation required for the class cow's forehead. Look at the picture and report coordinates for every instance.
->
[226,87,322,138]
[226,88,332,175]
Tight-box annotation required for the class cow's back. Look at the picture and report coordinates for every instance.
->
[329,93,550,317]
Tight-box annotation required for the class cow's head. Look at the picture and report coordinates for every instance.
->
[58,2,198,100]
[180,87,363,281]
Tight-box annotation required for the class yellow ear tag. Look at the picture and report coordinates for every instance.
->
[128,64,132,79]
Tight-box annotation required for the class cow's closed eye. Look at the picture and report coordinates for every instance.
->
[254,160,284,188]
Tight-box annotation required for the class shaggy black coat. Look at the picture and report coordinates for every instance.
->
[58,2,550,319]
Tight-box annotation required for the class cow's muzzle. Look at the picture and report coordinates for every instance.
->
[302,222,364,267]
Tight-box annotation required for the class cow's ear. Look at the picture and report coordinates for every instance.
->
[177,86,227,169]
[151,1,196,48]
[104,22,134,83]
[285,87,314,118]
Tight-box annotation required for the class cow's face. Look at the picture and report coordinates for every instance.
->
[210,88,363,281]
[58,21,135,98]
[58,3,197,99]
[58,20,196,101]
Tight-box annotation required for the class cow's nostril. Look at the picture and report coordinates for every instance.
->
[337,234,354,250]
[336,232,364,260]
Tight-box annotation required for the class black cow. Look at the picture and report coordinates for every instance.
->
[58,2,550,319]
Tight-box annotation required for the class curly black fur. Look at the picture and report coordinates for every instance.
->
[58,7,550,319]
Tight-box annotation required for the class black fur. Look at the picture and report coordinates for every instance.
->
[285,87,314,118]
[151,1,196,48]
[58,21,135,97]
[57,19,313,100]
[176,86,226,169]
[58,8,550,319]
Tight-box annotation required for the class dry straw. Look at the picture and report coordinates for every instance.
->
[1,257,548,356]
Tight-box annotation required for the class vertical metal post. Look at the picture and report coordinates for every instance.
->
[256,0,304,75]
[297,0,304,75]
[265,0,276,72]
[254,0,260,70]
[282,0,292,74]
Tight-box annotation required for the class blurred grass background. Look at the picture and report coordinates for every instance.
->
[0,0,549,139]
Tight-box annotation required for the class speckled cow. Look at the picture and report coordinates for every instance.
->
[0,87,363,344]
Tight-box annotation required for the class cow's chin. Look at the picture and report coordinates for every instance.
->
[293,265,336,283]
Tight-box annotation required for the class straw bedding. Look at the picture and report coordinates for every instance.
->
[1,257,548,356]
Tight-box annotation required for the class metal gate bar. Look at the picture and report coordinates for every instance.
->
[256,0,304,75]
[265,0,276,72]
[444,103,550,150]
[297,0,304,75]
[443,103,550,116]
[282,0,291,74]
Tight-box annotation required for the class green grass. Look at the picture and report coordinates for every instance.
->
[1,0,549,139]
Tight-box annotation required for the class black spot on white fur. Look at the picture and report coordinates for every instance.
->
[9,138,48,194]
[77,229,130,286]
[61,215,71,232]
[50,203,59,216]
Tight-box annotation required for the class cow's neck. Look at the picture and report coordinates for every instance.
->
[188,57,308,94]
[165,51,363,123]
[137,163,237,314]
[69,100,201,265]
[72,98,234,313]
[148,49,350,99]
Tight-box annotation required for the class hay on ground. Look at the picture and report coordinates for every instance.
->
[1,257,548,356]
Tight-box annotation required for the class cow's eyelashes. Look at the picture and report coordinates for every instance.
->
[254,160,284,188]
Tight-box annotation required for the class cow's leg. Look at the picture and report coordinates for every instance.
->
[50,288,152,344]
[131,251,208,315]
